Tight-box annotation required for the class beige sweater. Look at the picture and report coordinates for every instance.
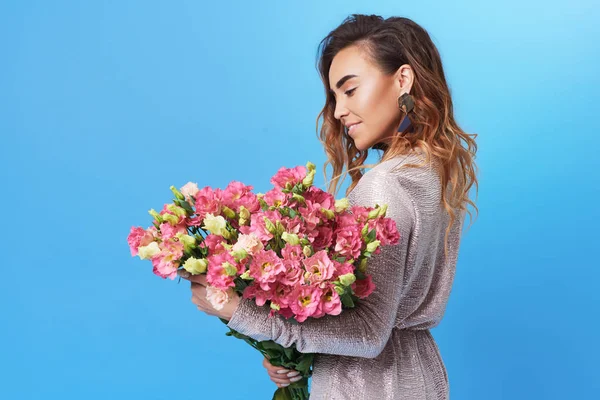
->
[227,151,466,399]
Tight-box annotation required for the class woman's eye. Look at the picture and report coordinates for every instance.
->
[345,88,356,96]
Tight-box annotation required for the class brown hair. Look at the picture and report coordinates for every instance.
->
[314,14,479,259]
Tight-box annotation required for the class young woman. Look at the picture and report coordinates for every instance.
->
[180,14,478,400]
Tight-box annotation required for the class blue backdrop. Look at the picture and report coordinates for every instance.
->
[1,1,598,399]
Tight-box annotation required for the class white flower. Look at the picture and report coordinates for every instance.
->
[205,285,234,310]
[180,182,199,203]
[232,233,264,256]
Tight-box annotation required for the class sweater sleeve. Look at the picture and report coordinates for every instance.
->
[226,170,416,358]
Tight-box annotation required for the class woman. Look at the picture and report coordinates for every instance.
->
[180,14,478,399]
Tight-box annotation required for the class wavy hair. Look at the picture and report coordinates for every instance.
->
[314,14,479,259]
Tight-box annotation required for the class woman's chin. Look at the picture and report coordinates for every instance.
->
[352,138,370,151]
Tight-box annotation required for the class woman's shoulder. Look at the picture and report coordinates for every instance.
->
[357,150,442,214]
[366,150,440,189]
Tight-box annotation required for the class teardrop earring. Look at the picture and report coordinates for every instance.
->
[397,92,415,132]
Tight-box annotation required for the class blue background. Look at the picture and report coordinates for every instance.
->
[1,1,598,399]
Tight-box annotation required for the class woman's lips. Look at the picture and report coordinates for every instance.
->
[348,122,361,136]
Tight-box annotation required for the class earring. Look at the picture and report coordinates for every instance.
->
[397,93,415,132]
[397,92,415,114]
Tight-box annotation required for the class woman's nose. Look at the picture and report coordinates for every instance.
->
[334,102,349,121]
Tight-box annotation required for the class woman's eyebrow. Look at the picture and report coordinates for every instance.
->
[329,74,358,95]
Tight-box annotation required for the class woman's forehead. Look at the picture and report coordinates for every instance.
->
[329,47,374,88]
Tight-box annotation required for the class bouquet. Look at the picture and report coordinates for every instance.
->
[127,161,400,400]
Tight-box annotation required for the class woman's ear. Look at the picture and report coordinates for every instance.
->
[395,64,414,94]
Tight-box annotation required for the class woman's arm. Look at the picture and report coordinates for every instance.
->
[226,170,418,359]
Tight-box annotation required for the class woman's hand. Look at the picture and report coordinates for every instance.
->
[262,355,302,389]
[177,270,241,321]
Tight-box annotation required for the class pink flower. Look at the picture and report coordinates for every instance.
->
[312,225,334,250]
[200,234,228,255]
[376,217,401,246]
[238,209,281,242]
[302,250,335,285]
[248,249,287,291]
[242,283,273,307]
[289,285,322,322]
[333,225,363,259]
[297,207,321,232]
[222,181,260,212]
[270,165,307,190]
[352,275,376,299]
[151,257,178,280]
[206,252,238,290]
[277,306,295,320]
[151,239,184,280]
[127,227,155,256]
[350,206,371,224]
[263,187,291,208]
[266,282,296,318]
[335,213,357,228]
[189,187,224,226]
[332,259,354,279]
[281,243,303,262]
[313,282,342,318]
[280,258,304,286]
[304,186,335,213]
[282,215,303,236]
[159,222,187,240]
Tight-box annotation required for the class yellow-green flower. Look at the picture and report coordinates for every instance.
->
[138,242,160,260]
[302,162,316,187]
[338,273,356,286]
[223,262,237,276]
[334,198,350,212]
[281,232,300,246]
[366,240,381,253]
[177,234,196,251]
[202,214,228,237]
[183,257,208,274]
[162,213,179,226]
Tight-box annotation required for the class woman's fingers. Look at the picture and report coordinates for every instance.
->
[263,356,302,387]
[177,270,208,285]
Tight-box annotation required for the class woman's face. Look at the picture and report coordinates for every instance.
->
[328,45,413,151]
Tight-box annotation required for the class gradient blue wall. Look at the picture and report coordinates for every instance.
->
[1,1,598,399]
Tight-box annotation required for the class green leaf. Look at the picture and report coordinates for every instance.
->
[261,340,284,351]
[265,349,281,360]
[178,200,194,214]
[284,316,300,325]
[283,346,295,360]
[340,291,355,308]
[272,386,292,400]
[295,353,314,373]
[366,228,376,242]
[226,330,251,340]
[355,269,366,280]
[233,277,249,292]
